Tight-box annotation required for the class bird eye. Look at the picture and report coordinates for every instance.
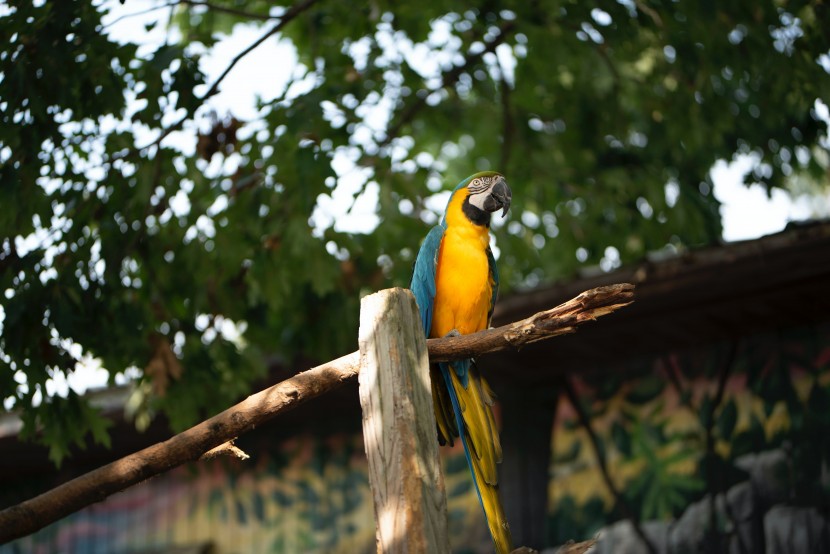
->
[468,177,491,193]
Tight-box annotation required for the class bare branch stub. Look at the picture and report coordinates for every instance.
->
[200,440,250,461]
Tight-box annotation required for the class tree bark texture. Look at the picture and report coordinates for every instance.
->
[358,288,450,553]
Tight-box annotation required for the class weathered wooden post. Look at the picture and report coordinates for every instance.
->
[358,287,450,553]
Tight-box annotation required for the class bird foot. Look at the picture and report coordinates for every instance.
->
[443,329,461,338]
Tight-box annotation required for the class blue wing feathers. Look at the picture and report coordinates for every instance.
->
[410,224,444,336]
[410,219,489,541]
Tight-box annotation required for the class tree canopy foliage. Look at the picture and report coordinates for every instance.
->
[1,0,829,463]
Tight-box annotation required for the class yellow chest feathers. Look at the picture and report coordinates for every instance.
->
[430,192,494,338]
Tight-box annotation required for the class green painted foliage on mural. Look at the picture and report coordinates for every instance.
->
[550,324,830,545]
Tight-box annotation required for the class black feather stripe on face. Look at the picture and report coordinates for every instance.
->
[462,194,491,227]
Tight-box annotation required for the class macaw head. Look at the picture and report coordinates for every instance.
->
[446,171,512,228]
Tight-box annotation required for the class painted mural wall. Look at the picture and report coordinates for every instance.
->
[3,321,828,553]
[547,321,830,551]
[1,431,489,554]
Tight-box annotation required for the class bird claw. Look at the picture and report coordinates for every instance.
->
[444,329,461,338]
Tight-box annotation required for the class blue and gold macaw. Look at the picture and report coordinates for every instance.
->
[410,171,513,553]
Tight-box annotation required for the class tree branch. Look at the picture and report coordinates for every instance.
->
[0,283,633,542]
[634,1,664,28]
[427,283,633,361]
[379,20,516,149]
[180,0,276,21]
[103,3,171,29]
[201,0,320,102]
[499,71,515,173]
[114,0,320,160]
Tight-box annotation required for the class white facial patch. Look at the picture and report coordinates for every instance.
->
[467,175,498,210]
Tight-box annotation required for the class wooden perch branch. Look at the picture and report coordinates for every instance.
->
[0,283,633,543]
[427,282,634,361]
[0,351,361,543]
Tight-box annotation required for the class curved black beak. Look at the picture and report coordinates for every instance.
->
[483,177,512,217]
